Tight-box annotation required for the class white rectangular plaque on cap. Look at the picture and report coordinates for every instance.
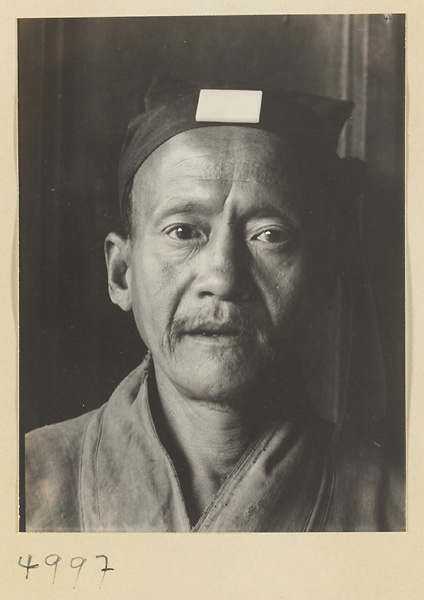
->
[195,89,263,123]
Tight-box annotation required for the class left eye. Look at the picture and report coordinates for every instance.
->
[167,225,202,240]
[253,229,291,244]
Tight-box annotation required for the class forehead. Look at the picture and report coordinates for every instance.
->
[133,127,305,189]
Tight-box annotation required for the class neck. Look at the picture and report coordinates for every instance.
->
[150,363,267,525]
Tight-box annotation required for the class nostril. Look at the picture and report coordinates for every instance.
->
[196,276,252,302]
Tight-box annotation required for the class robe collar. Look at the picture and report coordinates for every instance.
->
[79,355,335,532]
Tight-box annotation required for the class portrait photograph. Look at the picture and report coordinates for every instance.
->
[18,14,406,534]
[2,0,424,597]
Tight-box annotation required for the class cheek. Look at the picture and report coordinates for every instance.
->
[254,253,308,327]
[129,247,185,342]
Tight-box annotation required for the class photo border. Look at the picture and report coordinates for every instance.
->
[2,1,421,598]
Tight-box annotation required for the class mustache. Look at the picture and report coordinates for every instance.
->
[166,307,260,350]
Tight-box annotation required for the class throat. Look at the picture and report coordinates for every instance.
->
[149,371,263,525]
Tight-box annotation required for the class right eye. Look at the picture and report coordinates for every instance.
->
[166,224,203,241]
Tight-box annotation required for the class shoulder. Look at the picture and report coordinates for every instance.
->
[25,409,100,532]
[326,422,405,531]
[24,360,150,532]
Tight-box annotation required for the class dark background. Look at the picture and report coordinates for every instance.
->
[18,16,405,445]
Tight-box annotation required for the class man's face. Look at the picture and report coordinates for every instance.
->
[126,127,310,404]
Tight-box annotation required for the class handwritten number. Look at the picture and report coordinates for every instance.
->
[19,553,112,587]
[96,554,114,589]
[18,554,39,580]
[45,554,61,584]
[70,556,87,589]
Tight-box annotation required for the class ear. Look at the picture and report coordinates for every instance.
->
[104,232,133,311]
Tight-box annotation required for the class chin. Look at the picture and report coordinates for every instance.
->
[169,353,266,406]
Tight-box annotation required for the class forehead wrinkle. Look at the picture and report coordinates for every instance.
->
[134,163,304,219]
[164,157,295,187]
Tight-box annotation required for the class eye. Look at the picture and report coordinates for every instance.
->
[253,228,293,244]
[166,224,203,241]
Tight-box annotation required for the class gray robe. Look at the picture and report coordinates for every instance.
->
[25,359,405,532]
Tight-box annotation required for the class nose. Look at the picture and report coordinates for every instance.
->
[193,225,252,301]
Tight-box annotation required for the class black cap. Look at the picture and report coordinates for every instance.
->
[118,76,367,227]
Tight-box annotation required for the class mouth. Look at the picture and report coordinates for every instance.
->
[188,330,240,339]
[183,323,243,341]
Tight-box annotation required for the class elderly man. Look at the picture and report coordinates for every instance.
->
[25,77,404,532]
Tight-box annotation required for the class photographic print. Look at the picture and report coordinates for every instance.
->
[18,14,406,534]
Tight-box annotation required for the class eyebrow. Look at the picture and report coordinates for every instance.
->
[150,196,301,229]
